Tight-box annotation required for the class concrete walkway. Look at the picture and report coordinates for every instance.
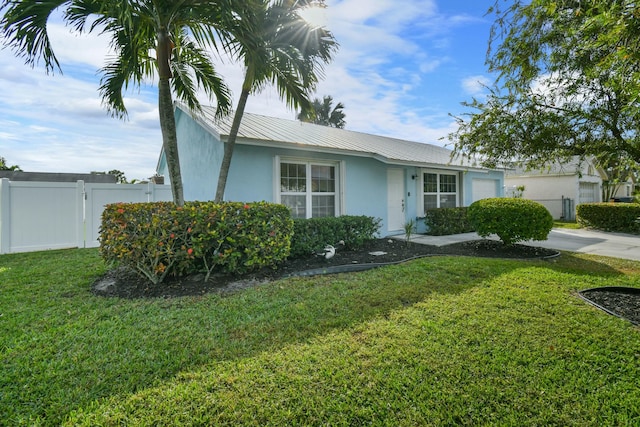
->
[405,228,640,261]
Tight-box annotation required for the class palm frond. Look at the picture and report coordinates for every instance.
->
[228,0,337,110]
[171,60,198,111]
[63,0,109,33]
[171,30,233,117]
[0,0,71,73]
[184,0,256,58]
[98,19,155,118]
[99,59,134,119]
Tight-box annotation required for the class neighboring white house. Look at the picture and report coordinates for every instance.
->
[504,157,605,220]
[606,176,635,200]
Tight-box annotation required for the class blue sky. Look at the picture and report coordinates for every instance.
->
[0,0,499,181]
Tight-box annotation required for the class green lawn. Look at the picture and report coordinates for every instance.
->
[1,248,639,426]
[553,220,582,229]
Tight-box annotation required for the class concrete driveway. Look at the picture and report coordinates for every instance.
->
[523,228,640,261]
[409,228,640,261]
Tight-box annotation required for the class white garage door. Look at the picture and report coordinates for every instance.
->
[471,179,497,202]
[579,182,599,203]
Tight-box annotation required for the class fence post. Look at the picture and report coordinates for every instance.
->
[76,180,86,249]
[148,182,164,202]
[0,178,10,254]
[146,182,153,202]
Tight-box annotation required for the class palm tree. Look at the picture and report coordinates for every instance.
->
[1,0,255,206]
[298,95,346,128]
[214,0,338,202]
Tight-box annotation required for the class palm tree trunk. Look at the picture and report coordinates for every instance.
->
[214,85,251,202]
[157,28,184,206]
[158,78,184,206]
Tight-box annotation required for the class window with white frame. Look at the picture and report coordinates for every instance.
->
[279,160,338,219]
[422,171,459,212]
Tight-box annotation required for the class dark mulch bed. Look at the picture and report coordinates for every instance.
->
[579,288,640,326]
[93,238,558,299]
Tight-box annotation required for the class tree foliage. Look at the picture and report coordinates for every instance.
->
[298,95,346,128]
[0,156,22,171]
[107,169,127,183]
[449,0,640,169]
[599,157,639,200]
[214,0,337,202]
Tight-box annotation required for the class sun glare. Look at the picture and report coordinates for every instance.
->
[299,6,328,28]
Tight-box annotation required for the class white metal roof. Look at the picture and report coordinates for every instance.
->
[181,104,486,171]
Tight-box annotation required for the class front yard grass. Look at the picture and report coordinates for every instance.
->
[553,220,582,229]
[1,248,639,426]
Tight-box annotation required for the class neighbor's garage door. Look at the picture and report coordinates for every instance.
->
[579,182,599,204]
[472,179,497,202]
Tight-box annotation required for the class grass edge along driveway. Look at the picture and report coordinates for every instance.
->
[1,248,639,426]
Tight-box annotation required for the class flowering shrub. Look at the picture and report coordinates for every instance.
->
[468,198,553,245]
[100,201,293,284]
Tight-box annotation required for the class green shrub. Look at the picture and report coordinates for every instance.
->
[468,198,553,245]
[424,207,475,235]
[290,216,381,258]
[185,202,293,280]
[577,203,640,233]
[100,201,293,284]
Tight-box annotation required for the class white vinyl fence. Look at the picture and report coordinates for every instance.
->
[0,178,172,254]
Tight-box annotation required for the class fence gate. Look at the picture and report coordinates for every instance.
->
[0,179,172,254]
[83,182,172,248]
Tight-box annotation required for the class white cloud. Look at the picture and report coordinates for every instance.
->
[53,98,107,118]
[419,57,446,73]
[461,75,491,95]
[329,0,437,31]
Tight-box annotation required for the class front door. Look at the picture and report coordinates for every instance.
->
[387,169,405,232]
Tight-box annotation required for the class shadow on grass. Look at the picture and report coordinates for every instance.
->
[1,249,637,425]
[547,250,638,278]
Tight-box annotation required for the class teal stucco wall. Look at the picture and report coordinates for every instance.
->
[157,108,223,201]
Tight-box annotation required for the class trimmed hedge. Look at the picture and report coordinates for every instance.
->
[468,198,553,245]
[100,201,293,284]
[424,207,475,236]
[290,216,381,258]
[577,203,640,233]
